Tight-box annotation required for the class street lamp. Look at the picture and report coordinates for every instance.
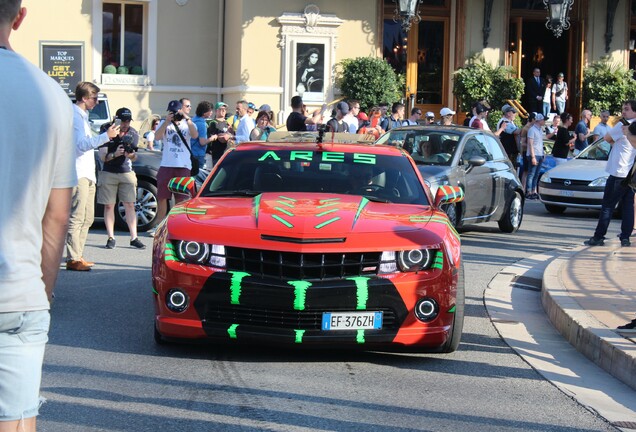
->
[393,0,421,32]
[544,0,574,38]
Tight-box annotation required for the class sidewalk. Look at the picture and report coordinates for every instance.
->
[541,239,636,392]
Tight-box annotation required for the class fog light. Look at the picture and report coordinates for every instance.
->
[166,289,189,313]
[415,298,439,322]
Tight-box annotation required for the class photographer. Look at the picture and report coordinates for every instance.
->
[97,107,145,249]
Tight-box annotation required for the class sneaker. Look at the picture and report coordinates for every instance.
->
[130,238,146,249]
[105,237,116,249]
[66,259,91,271]
[617,319,636,331]
[584,237,604,246]
[621,238,631,247]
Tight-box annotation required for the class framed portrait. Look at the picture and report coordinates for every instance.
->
[295,43,325,102]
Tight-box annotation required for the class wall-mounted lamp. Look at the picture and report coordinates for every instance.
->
[393,0,421,31]
[543,0,574,38]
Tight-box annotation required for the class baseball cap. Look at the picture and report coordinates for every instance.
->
[336,101,349,114]
[534,113,545,121]
[502,104,517,114]
[247,102,257,111]
[475,103,488,114]
[167,100,182,112]
[115,107,132,121]
[357,112,369,121]
[425,111,435,118]
[215,102,228,110]
[557,72,564,77]
[440,107,455,116]
[259,104,272,112]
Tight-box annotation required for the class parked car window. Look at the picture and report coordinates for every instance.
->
[461,136,492,162]
[577,140,611,161]
[377,130,461,166]
[479,134,506,161]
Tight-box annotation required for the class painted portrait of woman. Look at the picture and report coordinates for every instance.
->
[296,44,324,94]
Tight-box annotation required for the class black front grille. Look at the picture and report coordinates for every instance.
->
[225,247,382,280]
[543,178,596,187]
[203,305,398,330]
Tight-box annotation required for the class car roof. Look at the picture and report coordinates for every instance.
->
[234,141,409,157]
[386,124,495,137]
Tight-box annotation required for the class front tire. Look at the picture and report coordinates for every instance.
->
[440,262,465,353]
[498,191,523,233]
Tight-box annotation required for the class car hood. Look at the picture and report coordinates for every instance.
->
[544,159,607,180]
[165,193,458,254]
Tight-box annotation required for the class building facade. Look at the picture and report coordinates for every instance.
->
[13,0,636,129]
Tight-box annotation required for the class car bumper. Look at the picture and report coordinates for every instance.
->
[538,183,604,209]
[153,258,460,350]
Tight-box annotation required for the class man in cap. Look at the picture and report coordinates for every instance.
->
[1,2,77,429]
[207,102,234,166]
[526,113,546,199]
[496,104,521,166]
[152,100,199,235]
[326,101,350,132]
[97,107,145,250]
[438,107,456,126]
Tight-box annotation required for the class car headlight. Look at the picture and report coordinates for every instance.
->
[379,249,435,273]
[540,173,551,183]
[177,241,210,264]
[589,176,607,187]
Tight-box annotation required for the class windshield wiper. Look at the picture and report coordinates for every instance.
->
[204,190,261,197]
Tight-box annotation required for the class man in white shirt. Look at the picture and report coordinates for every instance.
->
[234,100,256,144]
[66,82,119,271]
[591,110,611,142]
[403,108,422,125]
[343,100,360,133]
[585,100,636,247]
[1,2,77,430]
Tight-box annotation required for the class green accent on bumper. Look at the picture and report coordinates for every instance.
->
[288,280,312,310]
[347,276,370,310]
[228,324,239,339]
[294,329,305,344]
[315,216,340,229]
[356,329,365,344]
[229,271,250,305]
[272,214,294,228]
[165,243,177,262]
[432,251,444,270]
[447,305,456,313]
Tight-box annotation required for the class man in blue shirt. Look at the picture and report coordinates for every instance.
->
[574,109,592,153]
[191,101,213,169]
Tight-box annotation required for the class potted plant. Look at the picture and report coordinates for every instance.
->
[583,57,636,127]
[337,57,404,111]
[453,54,524,126]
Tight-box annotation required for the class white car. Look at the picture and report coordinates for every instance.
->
[538,139,610,214]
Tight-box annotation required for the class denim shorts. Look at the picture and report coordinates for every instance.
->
[0,310,50,421]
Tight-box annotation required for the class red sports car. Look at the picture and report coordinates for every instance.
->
[152,136,465,352]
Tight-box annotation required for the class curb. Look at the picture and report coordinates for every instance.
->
[541,245,636,392]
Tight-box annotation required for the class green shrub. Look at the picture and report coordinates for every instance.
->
[117,65,129,75]
[103,64,117,74]
[453,54,524,113]
[337,57,403,111]
[583,58,636,115]
[130,66,144,75]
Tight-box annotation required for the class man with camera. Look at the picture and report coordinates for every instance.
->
[151,100,199,235]
[97,107,145,250]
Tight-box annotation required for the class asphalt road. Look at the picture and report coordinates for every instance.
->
[40,200,619,431]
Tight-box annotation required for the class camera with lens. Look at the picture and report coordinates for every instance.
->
[170,110,184,122]
[123,143,135,153]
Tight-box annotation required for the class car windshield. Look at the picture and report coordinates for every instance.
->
[201,149,429,205]
[576,139,611,161]
[376,130,461,166]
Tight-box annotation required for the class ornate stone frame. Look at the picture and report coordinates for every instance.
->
[277,5,343,111]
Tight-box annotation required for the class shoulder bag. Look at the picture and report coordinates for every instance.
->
[172,121,199,176]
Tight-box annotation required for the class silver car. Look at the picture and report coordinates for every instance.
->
[538,139,610,214]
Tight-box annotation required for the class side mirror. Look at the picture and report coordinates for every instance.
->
[168,177,196,198]
[467,156,486,167]
[434,185,464,207]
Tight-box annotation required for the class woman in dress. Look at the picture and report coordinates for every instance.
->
[296,48,323,93]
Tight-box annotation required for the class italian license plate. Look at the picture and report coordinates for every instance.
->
[560,190,574,197]
[322,312,383,331]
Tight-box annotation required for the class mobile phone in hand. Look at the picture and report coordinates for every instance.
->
[620,117,629,125]
[114,118,122,127]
